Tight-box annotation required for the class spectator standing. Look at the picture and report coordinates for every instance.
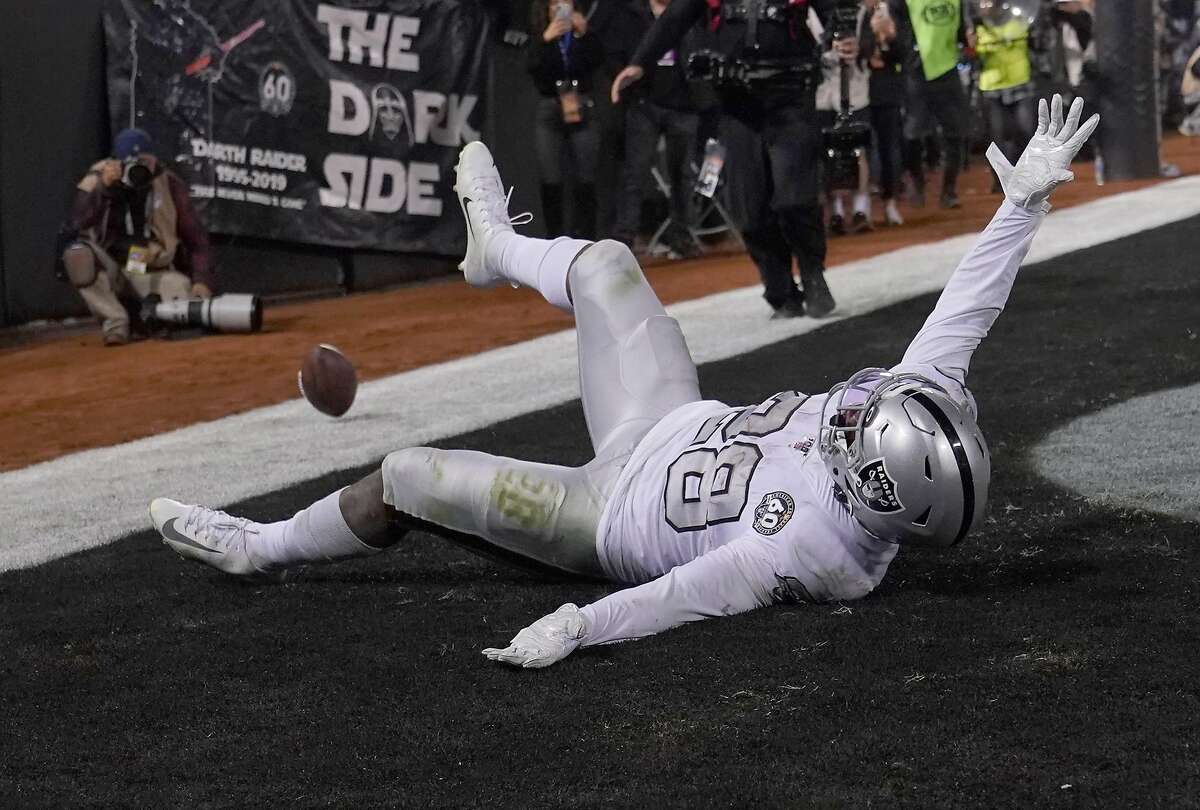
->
[528,0,603,238]
[611,0,708,257]
[588,0,640,237]
[865,0,909,226]
[973,0,1039,186]
[892,0,973,209]
[60,129,215,346]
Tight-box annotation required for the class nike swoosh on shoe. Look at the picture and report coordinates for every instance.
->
[161,517,220,554]
[460,195,476,240]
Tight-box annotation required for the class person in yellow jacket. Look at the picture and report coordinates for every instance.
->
[974,0,1038,190]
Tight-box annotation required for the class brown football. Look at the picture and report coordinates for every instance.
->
[298,344,358,417]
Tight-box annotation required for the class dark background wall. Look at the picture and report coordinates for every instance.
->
[0,0,548,327]
[0,0,111,325]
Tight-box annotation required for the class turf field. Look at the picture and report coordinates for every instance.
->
[2,215,1198,807]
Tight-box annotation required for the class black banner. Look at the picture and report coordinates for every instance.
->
[103,0,492,254]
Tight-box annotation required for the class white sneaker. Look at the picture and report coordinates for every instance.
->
[885,200,904,225]
[452,141,531,287]
[150,498,284,582]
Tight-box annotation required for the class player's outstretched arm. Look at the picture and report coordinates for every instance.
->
[897,95,1100,390]
[482,536,779,668]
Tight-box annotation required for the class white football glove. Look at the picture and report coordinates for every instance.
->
[987,93,1100,214]
[482,603,589,669]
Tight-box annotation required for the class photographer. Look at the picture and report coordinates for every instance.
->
[527,0,603,239]
[60,129,215,346]
[612,0,844,319]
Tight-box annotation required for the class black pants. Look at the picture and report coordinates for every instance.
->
[985,92,1037,167]
[870,104,903,201]
[594,68,626,238]
[903,69,967,196]
[613,99,699,241]
[719,96,827,310]
[534,96,600,238]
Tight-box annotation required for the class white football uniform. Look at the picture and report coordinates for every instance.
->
[382,201,1043,648]
[579,200,1044,646]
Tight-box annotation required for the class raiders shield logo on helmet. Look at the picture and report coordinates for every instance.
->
[858,459,902,513]
[753,491,795,535]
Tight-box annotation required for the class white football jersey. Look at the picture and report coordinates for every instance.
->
[599,393,897,591]
[583,393,899,645]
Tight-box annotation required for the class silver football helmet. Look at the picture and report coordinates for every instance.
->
[818,369,990,548]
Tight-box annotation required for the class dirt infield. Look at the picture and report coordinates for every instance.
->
[3,138,1197,472]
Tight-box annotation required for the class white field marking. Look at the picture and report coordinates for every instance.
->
[3,177,1200,572]
[1031,383,1200,523]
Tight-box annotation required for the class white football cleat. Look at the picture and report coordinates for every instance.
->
[150,498,284,582]
[453,141,531,287]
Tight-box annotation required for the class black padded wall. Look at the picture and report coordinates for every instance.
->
[0,0,110,325]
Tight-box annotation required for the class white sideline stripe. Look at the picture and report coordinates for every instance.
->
[3,177,1199,572]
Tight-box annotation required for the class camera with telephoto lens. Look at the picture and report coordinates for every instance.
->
[821,0,872,190]
[121,156,154,190]
[141,293,263,333]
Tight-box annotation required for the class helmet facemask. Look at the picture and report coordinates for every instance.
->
[819,368,943,473]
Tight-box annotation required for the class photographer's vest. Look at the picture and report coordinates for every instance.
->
[976,18,1031,92]
[906,0,961,81]
[79,161,180,271]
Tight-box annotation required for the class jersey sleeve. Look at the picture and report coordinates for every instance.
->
[579,534,779,646]
[895,200,1044,388]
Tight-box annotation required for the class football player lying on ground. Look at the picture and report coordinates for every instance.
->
[153,95,1097,669]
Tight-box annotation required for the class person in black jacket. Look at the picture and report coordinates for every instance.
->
[610,0,710,258]
[865,0,909,225]
[528,0,604,238]
[612,0,840,319]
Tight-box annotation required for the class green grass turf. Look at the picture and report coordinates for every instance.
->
[2,218,1199,808]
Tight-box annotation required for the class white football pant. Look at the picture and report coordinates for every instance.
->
[382,240,701,576]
